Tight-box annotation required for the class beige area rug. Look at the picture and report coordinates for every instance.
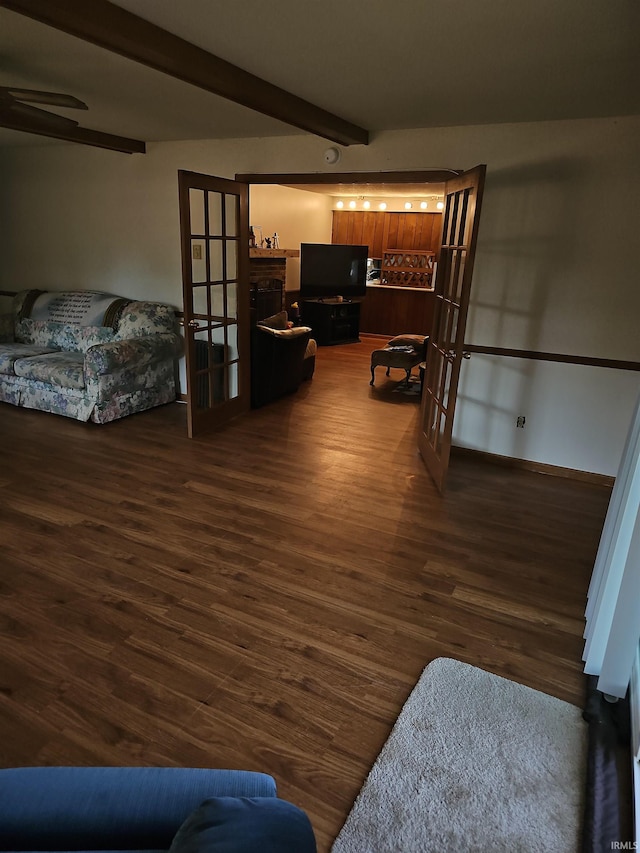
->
[332,657,587,853]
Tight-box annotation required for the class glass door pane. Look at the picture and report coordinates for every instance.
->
[179,171,250,437]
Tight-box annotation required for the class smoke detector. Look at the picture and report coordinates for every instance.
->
[323,147,341,165]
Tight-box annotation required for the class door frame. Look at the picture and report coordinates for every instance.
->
[235,167,485,492]
[178,169,251,437]
[236,167,460,354]
[235,170,460,192]
[418,165,486,492]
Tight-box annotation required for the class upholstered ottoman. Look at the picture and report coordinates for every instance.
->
[370,334,428,386]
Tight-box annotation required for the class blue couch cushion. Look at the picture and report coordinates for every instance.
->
[0,767,277,851]
[169,797,317,853]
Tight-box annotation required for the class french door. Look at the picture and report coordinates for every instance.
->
[418,165,486,492]
[178,170,250,437]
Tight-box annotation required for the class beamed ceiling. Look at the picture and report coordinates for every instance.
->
[0,0,638,154]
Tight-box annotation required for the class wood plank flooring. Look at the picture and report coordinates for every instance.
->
[0,338,611,851]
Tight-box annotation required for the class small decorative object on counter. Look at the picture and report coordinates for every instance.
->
[251,225,263,247]
[273,233,280,249]
[265,237,272,248]
[290,301,301,325]
[249,226,256,248]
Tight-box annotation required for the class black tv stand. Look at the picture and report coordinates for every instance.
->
[302,298,361,346]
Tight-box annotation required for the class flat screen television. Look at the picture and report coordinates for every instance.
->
[300,243,368,300]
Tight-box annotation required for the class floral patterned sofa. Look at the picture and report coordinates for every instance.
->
[0,289,183,423]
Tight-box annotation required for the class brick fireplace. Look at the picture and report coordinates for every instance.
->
[248,248,299,291]
[248,248,300,321]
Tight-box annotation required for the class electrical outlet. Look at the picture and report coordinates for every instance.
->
[516,415,526,428]
[192,244,202,260]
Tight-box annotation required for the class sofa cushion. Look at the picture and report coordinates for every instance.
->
[169,797,317,853]
[16,318,115,352]
[115,301,177,339]
[0,343,59,376]
[258,310,289,331]
[387,334,428,355]
[14,351,86,390]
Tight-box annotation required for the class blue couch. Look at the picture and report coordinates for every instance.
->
[0,766,317,852]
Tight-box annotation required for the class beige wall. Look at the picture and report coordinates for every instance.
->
[1,115,638,475]
[248,184,333,290]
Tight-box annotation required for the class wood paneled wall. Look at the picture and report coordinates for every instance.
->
[331,211,387,258]
[360,287,435,337]
[332,210,440,337]
[332,211,441,258]
[384,213,441,253]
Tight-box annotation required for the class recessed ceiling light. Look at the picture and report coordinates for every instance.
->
[405,202,412,210]
[349,200,357,209]
[336,200,344,209]
[363,200,371,209]
[379,202,387,210]
[420,201,428,210]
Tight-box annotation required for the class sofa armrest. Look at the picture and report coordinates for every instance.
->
[256,325,312,339]
[0,766,276,851]
[85,333,182,377]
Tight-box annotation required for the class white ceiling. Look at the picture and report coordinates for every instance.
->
[1,0,638,149]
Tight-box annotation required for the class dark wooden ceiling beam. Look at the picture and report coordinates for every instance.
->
[0,0,369,146]
[0,112,146,153]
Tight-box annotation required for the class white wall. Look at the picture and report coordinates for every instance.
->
[1,115,638,475]
[248,184,333,290]
[456,357,639,476]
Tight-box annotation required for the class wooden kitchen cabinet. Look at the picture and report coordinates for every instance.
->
[332,211,440,258]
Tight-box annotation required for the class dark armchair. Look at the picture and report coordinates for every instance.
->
[250,311,315,408]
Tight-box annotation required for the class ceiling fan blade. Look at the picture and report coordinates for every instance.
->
[0,101,80,128]
[0,87,88,111]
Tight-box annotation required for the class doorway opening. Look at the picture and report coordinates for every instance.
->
[237,169,457,338]
[236,167,486,493]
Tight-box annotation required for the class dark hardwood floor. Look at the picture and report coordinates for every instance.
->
[0,338,611,851]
